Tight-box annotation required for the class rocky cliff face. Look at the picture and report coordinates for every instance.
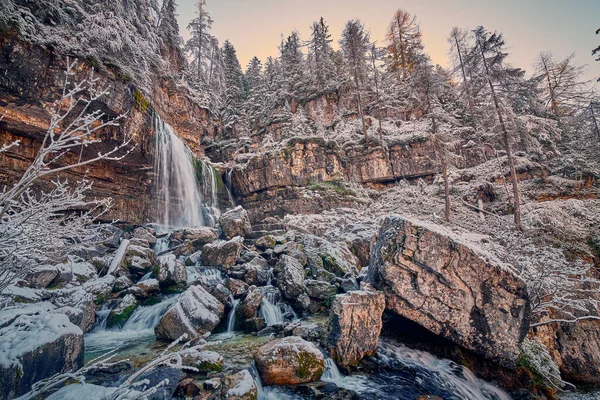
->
[0,33,217,223]
[369,215,531,368]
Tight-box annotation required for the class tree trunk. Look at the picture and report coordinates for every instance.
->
[453,33,477,132]
[541,56,559,117]
[371,47,384,147]
[353,66,368,142]
[478,37,522,230]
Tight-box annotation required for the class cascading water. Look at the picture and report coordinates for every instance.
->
[226,297,240,333]
[322,357,342,382]
[259,290,284,326]
[85,295,179,356]
[153,114,224,228]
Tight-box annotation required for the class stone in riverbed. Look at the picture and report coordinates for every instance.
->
[133,227,157,245]
[241,257,271,286]
[106,294,138,328]
[254,336,325,385]
[236,287,263,332]
[180,348,224,372]
[273,255,307,302]
[0,306,84,399]
[222,369,258,400]
[305,279,338,300]
[201,237,244,267]
[255,235,277,250]
[155,254,187,289]
[154,285,225,342]
[23,265,59,289]
[368,215,530,368]
[219,206,252,239]
[226,278,249,299]
[325,290,385,367]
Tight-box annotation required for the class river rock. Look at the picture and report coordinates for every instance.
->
[106,294,138,328]
[24,265,59,289]
[326,290,385,367]
[181,348,224,372]
[242,257,271,286]
[0,306,84,399]
[254,336,325,385]
[113,276,134,293]
[136,279,161,297]
[201,237,244,267]
[274,255,307,302]
[49,287,97,333]
[155,285,225,342]
[296,234,359,277]
[368,215,530,368]
[226,278,249,299]
[219,206,252,239]
[156,254,187,288]
[306,279,338,300]
[183,227,219,247]
[222,369,258,400]
[256,235,277,250]
[236,287,263,331]
[133,227,157,245]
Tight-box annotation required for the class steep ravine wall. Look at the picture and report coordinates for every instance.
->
[0,36,217,223]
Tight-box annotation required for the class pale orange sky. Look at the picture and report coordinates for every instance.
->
[176,0,600,81]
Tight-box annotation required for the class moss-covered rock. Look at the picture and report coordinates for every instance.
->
[106,294,138,328]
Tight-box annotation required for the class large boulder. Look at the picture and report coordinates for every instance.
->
[219,206,252,239]
[325,290,385,367]
[106,294,138,328]
[0,306,84,399]
[24,265,59,288]
[368,215,530,368]
[236,287,263,331]
[133,227,157,245]
[155,254,187,288]
[273,255,307,302]
[155,285,225,342]
[201,237,244,267]
[296,234,359,277]
[254,336,324,385]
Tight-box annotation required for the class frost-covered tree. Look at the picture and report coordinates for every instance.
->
[0,60,132,292]
[340,20,371,141]
[448,27,477,131]
[473,26,524,229]
[185,0,214,85]
[308,17,335,90]
[594,27,600,80]
[221,40,245,134]
[281,31,306,96]
[386,9,423,79]
[534,52,594,118]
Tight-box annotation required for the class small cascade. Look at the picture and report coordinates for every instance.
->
[153,115,205,228]
[196,159,222,226]
[85,295,178,355]
[226,167,236,207]
[322,357,342,382]
[226,297,240,333]
[259,289,284,326]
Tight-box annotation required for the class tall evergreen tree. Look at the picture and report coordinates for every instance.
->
[221,40,245,134]
[340,20,371,142]
[386,9,423,79]
[185,0,214,84]
[281,31,305,95]
[308,17,335,89]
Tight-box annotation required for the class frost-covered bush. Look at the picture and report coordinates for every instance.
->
[519,338,569,391]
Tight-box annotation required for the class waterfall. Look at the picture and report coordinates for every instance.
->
[259,290,284,326]
[226,297,240,333]
[322,357,342,382]
[154,115,205,228]
[85,295,178,356]
[197,159,221,227]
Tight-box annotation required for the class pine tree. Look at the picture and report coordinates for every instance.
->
[221,40,245,134]
[281,31,305,96]
[185,0,214,85]
[158,0,182,52]
[340,20,371,142]
[308,17,335,90]
[448,27,477,131]
[386,9,423,79]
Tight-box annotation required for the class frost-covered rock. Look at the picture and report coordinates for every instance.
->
[326,290,385,367]
[222,369,257,400]
[83,275,116,305]
[106,294,138,328]
[273,255,307,303]
[225,278,249,299]
[23,265,59,289]
[219,206,252,239]
[236,287,263,331]
[182,227,219,247]
[136,279,161,297]
[156,254,187,288]
[368,215,531,368]
[133,227,157,245]
[305,279,337,300]
[154,285,224,342]
[241,257,271,286]
[112,276,134,293]
[0,306,84,398]
[201,237,244,267]
[254,336,324,385]
[255,235,277,250]
[181,348,224,372]
[50,287,97,332]
[297,234,359,277]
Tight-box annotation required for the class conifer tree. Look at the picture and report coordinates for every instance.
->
[386,9,423,79]
[221,40,245,134]
[340,20,371,142]
[309,17,335,89]
[185,0,214,84]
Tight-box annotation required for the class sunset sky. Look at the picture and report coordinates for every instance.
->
[176,0,600,81]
